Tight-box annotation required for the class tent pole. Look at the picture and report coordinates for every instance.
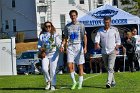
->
[138,24,140,35]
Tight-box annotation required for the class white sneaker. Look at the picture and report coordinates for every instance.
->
[90,70,93,74]
[50,86,55,90]
[117,70,120,72]
[83,72,86,74]
[100,71,102,74]
[100,69,102,74]
[74,71,77,75]
[58,70,63,74]
[45,84,50,90]
[24,72,29,75]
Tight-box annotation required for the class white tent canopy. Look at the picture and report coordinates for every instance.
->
[78,4,140,27]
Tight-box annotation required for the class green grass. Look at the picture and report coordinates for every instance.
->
[0,72,140,93]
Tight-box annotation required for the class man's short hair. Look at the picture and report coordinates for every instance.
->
[69,10,78,16]
[103,16,111,21]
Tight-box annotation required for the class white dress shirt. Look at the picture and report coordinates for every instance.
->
[95,26,121,54]
[133,35,140,51]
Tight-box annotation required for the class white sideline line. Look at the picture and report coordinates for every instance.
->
[84,74,100,81]
[46,74,100,93]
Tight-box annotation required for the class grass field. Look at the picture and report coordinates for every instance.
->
[0,72,140,93]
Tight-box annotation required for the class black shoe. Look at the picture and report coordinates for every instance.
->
[106,83,111,88]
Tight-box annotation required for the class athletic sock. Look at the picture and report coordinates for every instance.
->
[70,72,76,84]
[79,76,83,86]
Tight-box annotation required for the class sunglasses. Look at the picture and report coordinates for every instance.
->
[45,25,51,28]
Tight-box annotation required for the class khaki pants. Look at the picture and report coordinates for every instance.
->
[102,51,116,84]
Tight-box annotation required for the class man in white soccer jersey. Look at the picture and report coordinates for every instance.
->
[60,10,87,89]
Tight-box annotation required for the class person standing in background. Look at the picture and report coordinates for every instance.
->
[95,16,121,88]
[57,51,64,74]
[123,32,136,72]
[131,27,140,71]
[114,45,126,72]
[89,48,102,73]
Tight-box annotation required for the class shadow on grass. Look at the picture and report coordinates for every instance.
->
[57,85,71,89]
[83,85,106,89]
[0,87,44,90]
[0,85,107,90]
[57,84,106,89]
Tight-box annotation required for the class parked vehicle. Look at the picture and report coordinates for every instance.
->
[16,50,42,75]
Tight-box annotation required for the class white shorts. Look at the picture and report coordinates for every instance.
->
[67,43,85,65]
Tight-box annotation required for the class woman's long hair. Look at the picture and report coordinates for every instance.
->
[40,21,56,35]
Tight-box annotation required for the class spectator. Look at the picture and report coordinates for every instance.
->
[131,27,140,71]
[123,32,136,72]
[57,51,64,74]
[89,49,102,73]
[114,45,126,72]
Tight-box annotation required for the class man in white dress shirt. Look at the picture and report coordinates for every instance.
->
[95,16,121,88]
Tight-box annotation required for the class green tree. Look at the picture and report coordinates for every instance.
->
[120,0,140,16]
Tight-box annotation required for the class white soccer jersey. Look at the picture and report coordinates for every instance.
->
[64,22,86,45]
[64,22,86,64]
